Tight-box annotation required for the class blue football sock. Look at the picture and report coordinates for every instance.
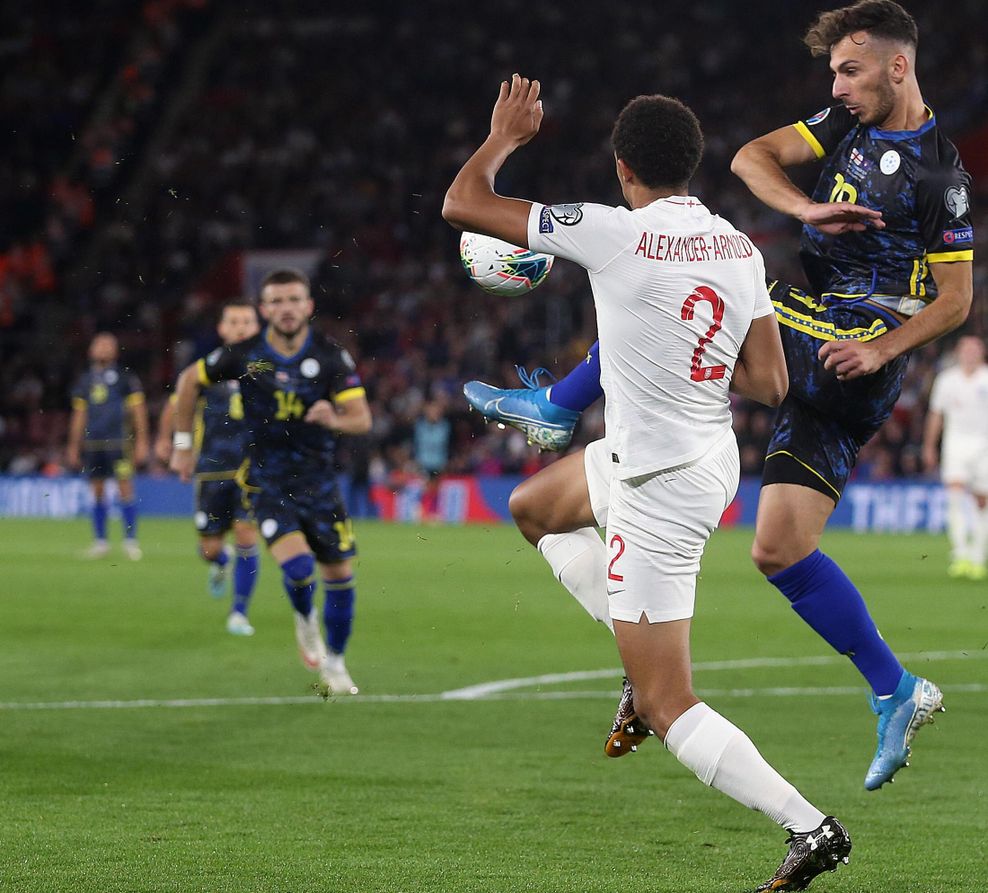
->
[121,500,138,539]
[768,549,904,696]
[233,545,260,616]
[92,501,108,541]
[548,341,603,412]
[280,553,316,617]
[202,546,230,567]
[323,576,355,654]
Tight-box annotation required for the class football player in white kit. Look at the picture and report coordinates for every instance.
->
[922,335,988,579]
[443,74,851,891]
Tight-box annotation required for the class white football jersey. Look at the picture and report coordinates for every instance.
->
[528,197,774,479]
[929,365,988,444]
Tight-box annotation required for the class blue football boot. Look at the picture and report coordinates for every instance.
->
[864,671,944,791]
[462,366,580,451]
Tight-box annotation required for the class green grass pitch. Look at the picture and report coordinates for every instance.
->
[1,518,985,892]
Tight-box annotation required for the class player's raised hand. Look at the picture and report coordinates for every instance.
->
[170,448,195,483]
[304,399,341,430]
[818,338,887,380]
[799,201,885,234]
[490,73,543,147]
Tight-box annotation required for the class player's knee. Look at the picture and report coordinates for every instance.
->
[509,481,547,544]
[632,686,696,741]
[199,540,222,562]
[751,539,785,577]
[281,552,315,586]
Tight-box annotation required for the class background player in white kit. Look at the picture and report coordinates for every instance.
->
[922,335,988,580]
[443,74,852,891]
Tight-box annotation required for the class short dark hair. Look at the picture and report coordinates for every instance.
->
[218,298,256,319]
[260,268,310,294]
[611,95,703,190]
[804,0,918,57]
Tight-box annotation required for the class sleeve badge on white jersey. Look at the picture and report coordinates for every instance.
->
[549,203,584,226]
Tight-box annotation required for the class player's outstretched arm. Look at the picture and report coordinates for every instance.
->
[442,73,543,247]
[731,314,788,408]
[168,364,205,482]
[731,125,884,234]
[820,261,972,380]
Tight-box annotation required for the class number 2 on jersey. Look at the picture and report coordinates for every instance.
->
[681,285,727,382]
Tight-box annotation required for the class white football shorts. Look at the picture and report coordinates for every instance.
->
[605,430,739,624]
[941,435,988,494]
[584,438,612,527]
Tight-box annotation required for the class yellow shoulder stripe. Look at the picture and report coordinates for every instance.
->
[927,250,973,264]
[125,392,145,407]
[793,121,826,159]
[196,359,213,386]
[334,386,366,404]
[72,397,87,410]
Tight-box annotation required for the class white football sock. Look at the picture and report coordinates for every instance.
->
[664,702,825,832]
[537,530,613,632]
[973,501,988,567]
[946,488,973,562]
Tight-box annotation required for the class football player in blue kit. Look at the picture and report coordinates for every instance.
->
[67,332,150,561]
[157,300,262,636]
[170,269,372,696]
[464,0,972,796]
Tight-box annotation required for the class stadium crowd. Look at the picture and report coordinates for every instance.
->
[2,0,986,486]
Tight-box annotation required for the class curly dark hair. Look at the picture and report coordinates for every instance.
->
[804,0,918,57]
[611,95,703,190]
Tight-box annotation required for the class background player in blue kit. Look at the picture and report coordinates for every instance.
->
[465,0,972,791]
[67,332,150,561]
[157,300,262,636]
[170,269,373,695]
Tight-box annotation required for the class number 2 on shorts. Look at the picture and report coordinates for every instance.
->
[608,534,625,582]
[681,285,726,382]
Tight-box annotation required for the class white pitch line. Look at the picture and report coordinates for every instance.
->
[1,649,985,711]
[440,648,988,700]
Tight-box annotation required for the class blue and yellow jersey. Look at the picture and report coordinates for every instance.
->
[197,328,365,486]
[193,380,249,478]
[794,104,973,317]
[71,366,144,448]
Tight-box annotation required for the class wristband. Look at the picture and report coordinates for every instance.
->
[173,432,193,450]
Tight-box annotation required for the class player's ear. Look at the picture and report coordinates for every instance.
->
[889,51,909,84]
[615,156,634,185]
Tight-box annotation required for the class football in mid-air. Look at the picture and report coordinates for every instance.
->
[459,231,554,296]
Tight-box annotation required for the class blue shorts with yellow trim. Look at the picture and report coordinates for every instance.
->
[82,448,133,480]
[194,477,251,536]
[763,281,908,502]
[251,476,356,565]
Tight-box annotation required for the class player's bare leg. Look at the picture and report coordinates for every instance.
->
[511,451,647,753]
[613,614,847,889]
[753,483,944,790]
